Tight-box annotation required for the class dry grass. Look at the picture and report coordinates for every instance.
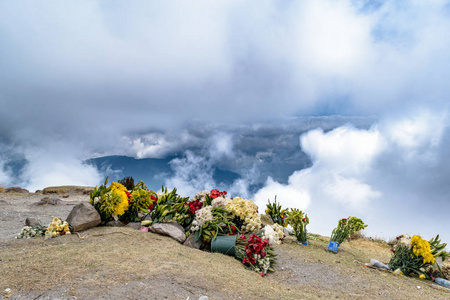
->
[1,227,449,299]
[42,185,94,195]
[0,185,4,193]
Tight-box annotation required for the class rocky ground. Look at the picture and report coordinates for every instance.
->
[0,190,449,299]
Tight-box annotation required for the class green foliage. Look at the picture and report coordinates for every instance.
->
[118,176,134,190]
[389,245,428,277]
[151,186,191,229]
[99,192,123,221]
[347,217,368,236]
[331,216,367,244]
[285,208,309,243]
[90,177,113,222]
[194,208,238,243]
[265,196,287,226]
[429,234,450,261]
[120,189,155,223]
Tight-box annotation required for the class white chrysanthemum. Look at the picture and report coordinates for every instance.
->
[192,190,210,203]
[226,197,261,233]
[211,197,229,209]
[263,224,284,245]
[195,206,213,226]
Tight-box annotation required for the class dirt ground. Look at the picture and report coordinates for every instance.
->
[0,192,449,299]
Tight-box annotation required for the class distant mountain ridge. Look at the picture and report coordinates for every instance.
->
[85,155,241,191]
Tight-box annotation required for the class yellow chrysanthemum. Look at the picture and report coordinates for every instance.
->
[411,235,435,264]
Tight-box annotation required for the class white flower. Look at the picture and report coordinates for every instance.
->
[211,197,228,209]
[195,206,213,226]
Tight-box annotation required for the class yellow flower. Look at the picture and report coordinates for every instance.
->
[265,209,270,214]
[419,274,426,280]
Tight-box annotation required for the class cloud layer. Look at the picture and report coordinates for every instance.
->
[1,1,450,241]
[255,110,450,242]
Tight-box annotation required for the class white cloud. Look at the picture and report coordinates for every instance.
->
[255,110,450,242]
[23,156,102,192]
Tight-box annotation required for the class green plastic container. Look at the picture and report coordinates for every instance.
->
[211,235,236,257]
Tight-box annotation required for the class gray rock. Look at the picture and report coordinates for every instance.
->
[198,296,209,300]
[105,220,126,227]
[125,222,141,230]
[183,234,203,249]
[65,203,101,232]
[33,197,64,206]
[25,217,41,227]
[5,187,29,193]
[149,222,186,243]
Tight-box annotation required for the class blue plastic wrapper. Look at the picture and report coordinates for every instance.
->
[327,240,340,253]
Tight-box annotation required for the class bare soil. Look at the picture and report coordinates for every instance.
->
[0,191,449,299]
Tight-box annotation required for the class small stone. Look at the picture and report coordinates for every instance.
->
[65,203,101,232]
[33,197,63,206]
[149,222,186,243]
[183,234,203,249]
[105,220,126,227]
[125,222,141,230]
[198,297,209,300]
[25,218,41,227]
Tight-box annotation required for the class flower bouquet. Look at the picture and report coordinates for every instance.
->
[265,196,287,227]
[16,225,45,239]
[285,208,309,245]
[328,216,367,253]
[390,234,449,279]
[150,186,191,229]
[120,181,157,223]
[261,224,285,245]
[45,217,72,239]
[90,178,129,223]
[235,234,277,276]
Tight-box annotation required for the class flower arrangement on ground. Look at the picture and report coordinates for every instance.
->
[285,208,309,244]
[235,234,277,276]
[389,234,449,278]
[120,180,157,223]
[45,217,71,239]
[90,178,129,222]
[330,216,367,244]
[150,186,191,229]
[261,224,285,245]
[16,225,45,239]
[226,196,261,232]
[265,196,287,227]
[189,190,262,245]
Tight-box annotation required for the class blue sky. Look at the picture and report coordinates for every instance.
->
[1,0,450,242]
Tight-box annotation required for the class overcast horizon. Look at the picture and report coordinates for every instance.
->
[1,0,450,242]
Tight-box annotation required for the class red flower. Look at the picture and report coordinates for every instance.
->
[261,250,267,258]
[260,272,265,276]
[240,234,246,240]
[209,189,227,199]
[302,218,306,222]
[342,218,347,221]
